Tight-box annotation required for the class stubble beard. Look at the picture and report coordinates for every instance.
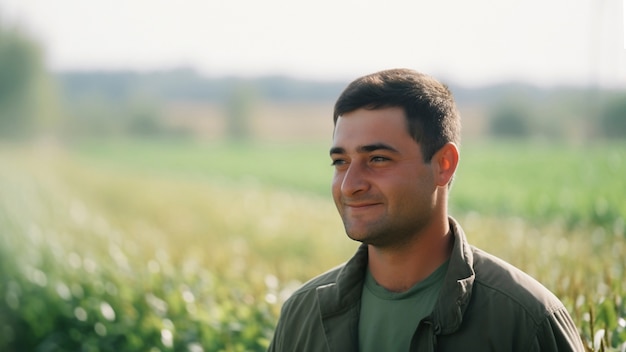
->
[342,210,427,249]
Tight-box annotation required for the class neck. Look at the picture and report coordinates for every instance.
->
[367,216,452,293]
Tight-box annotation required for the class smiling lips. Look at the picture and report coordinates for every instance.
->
[344,202,382,210]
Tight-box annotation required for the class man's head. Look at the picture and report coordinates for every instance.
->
[330,69,461,247]
[333,68,461,162]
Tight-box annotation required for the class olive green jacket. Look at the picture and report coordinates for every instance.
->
[268,217,584,351]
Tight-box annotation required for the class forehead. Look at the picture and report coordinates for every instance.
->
[332,107,414,148]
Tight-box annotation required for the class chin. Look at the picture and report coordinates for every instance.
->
[345,230,368,243]
[346,233,364,243]
[346,231,378,246]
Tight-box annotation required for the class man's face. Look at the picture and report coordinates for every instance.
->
[330,107,438,248]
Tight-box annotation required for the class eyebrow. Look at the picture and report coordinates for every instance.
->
[329,143,400,156]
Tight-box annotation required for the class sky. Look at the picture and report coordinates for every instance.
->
[1,0,625,88]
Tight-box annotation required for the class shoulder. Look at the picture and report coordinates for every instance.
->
[281,263,345,309]
[268,266,343,351]
[470,246,561,309]
[281,244,368,311]
[269,264,347,351]
[462,247,584,350]
[470,246,564,320]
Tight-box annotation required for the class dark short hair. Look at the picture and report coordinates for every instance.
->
[333,68,461,162]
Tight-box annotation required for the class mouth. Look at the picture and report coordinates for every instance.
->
[344,202,382,209]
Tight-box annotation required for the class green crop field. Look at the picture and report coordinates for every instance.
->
[0,139,625,351]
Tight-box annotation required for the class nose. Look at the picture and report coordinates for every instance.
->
[338,161,370,196]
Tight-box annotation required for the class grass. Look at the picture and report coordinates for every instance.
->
[71,139,334,196]
[453,141,626,232]
[0,139,625,351]
[72,138,626,231]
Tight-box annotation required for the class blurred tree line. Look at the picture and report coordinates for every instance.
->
[478,84,626,141]
[1,20,625,143]
[0,19,60,140]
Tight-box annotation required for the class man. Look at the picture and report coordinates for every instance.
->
[268,69,584,351]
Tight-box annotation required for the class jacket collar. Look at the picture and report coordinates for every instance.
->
[315,244,367,351]
[317,244,368,318]
[430,217,475,334]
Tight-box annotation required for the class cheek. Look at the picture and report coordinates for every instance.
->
[331,174,342,198]
[390,171,433,203]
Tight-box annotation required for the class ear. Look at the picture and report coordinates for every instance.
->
[433,143,459,187]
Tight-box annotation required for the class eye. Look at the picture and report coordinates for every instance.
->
[370,156,390,163]
[331,158,347,167]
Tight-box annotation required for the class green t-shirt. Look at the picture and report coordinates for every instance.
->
[358,260,449,352]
